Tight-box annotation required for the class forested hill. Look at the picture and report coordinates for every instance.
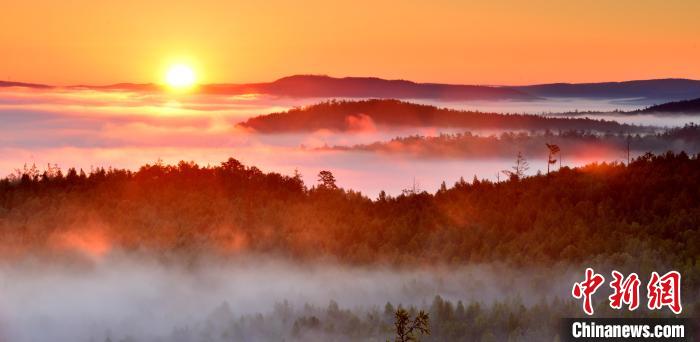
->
[0,80,51,88]
[510,78,700,100]
[238,99,646,133]
[1,152,699,274]
[320,124,700,159]
[639,97,700,113]
[214,74,536,100]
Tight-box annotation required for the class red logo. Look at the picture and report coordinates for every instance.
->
[572,269,682,315]
[572,268,605,315]
[647,271,682,314]
[608,271,640,311]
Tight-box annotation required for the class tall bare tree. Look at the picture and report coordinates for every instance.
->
[502,152,529,181]
[546,143,560,174]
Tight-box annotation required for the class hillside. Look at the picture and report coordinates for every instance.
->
[1,152,699,271]
[0,80,51,88]
[639,97,700,113]
[321,124,700,159]
[238,99,646,133]
[511,78,700,100]
[225,75,536,100]
[63,75,535,100]
[34,75,700,101]
[181,76,700,101]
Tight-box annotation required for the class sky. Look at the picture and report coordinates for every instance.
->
[2,0,699,86]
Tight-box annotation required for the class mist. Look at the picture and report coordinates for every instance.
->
[0,254,580,342]
[5,87,693,196]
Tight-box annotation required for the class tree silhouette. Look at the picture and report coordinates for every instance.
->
[317,170,337,189]
[545,143,560,174]
[438,181,448,193]
[501,152,529,181]
[401,177,421,196]
[391,308,430,342]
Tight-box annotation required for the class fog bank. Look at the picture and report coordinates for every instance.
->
[0,255,578,342]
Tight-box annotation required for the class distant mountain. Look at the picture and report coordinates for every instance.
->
[511,78,700,100]
[639,97,700,113]
[66,75,535,100]
[238,99,647,133]
[6,76,700,102]
[0,81,51,89]
[212,76,700,101]
[70,83,160,92]
[200,75,536,101]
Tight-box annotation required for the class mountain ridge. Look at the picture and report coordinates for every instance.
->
[512,78,700,100]
[237,99,649,133]
[0,80,51,88]
[2,75,700,101]
[638,97,700,113]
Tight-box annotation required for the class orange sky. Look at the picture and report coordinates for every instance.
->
[2,0,699,85]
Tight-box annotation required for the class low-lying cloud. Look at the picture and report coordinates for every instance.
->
[2,87,698,195]
[0,255,579,342]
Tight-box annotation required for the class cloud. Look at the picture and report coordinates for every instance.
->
[0,256,579,342]
[1,87,690,195]
[344,113,377,132]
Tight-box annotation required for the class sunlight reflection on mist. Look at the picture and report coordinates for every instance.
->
[0,87,695,195]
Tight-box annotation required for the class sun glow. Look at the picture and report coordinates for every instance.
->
[165,64,196,89]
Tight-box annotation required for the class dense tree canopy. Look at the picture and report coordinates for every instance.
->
[2,152,699,340]
[238,99,646,133]
[323,124,700,159]
[1,152,698,273]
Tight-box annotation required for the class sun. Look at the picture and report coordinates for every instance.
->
[165,64,196,89]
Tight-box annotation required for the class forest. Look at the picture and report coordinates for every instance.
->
[638,97,700,113]
[1,151,698,270]
[137,295,577,342]
[320,124,700,159]
[2,152,699,341]
[237,99,647,133]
